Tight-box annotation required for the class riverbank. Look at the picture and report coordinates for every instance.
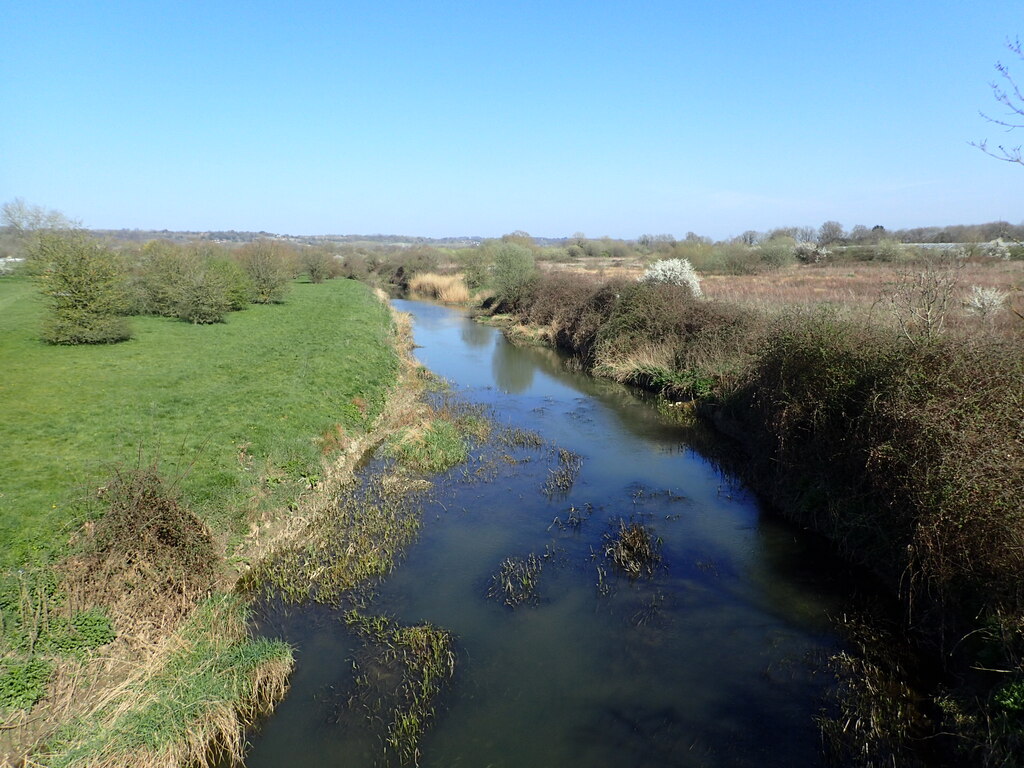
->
[0,277,430,766]
[480,270,1024,765]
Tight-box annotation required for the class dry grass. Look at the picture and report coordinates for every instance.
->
[407,272,471,304]
[33,594,292,768]
[593,342,675,383]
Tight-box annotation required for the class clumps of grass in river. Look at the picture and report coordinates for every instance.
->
[548,503,594,531]
[36,594,292,768]
[387,419,469,474]
[603,519,662,578]
[344,610,456,766]
[486,553,546,608]
[817,616,931,768]
[542,448,583,497]
[242,475,422,606]
[497,426,545,450]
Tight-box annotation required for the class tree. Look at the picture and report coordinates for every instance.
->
[490,242,536,310]
[301,247,336,284]
[976,38,1024,165]
[818,220,845,245]
[1,198,77,236]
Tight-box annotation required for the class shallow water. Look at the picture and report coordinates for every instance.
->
[245,300,851,767]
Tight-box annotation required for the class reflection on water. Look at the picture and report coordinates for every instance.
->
[491,335,535,393]
[244,300,848,768]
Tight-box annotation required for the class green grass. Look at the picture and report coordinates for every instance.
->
[0,276,398,568]
[387,419,469,474]
[40,594,292,768]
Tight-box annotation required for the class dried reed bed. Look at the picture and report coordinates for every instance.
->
[407,272,471,304]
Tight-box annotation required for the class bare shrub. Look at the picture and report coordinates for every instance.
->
[878,259,962,343]
[62,466,216,639]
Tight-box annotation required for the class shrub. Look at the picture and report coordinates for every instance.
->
[757,236,796,269]
[174,264,234,324]
[457,248,491,291]
[31,232,133,344]
[237,240,294,303]
[301,247,336,283]
[793,241,831,264]
[135,240,190,316]
[964,285,1008,319]
[490,242,536,311]
[639,257,703,297]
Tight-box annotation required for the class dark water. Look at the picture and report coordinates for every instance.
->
[245,300,851,767]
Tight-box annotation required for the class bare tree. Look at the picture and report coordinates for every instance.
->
[1,198,77,235]
[975,38,1024,165]
[877,257,963,343]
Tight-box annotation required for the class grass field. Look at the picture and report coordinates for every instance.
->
[0,275,398,569]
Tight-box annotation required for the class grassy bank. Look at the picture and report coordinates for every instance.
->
[0,275,397,568]
[0,275,400,764]
[492,270,1024,764]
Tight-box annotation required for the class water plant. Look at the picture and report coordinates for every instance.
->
[542,448,583,497]
[343,610,456,766]
[486,553,545,608]
[603,519,662,578]
[243,475,422,606]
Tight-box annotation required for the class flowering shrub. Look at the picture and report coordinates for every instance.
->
[638,258,702,298]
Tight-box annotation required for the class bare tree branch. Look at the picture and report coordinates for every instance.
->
[973,38,1024,165]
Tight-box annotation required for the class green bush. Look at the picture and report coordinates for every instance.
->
[237,240,294,303]
[135,241,192,316]
[490,242,536,311]
[31,232,133,344]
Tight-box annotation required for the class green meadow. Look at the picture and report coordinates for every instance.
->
[0,276,397,569]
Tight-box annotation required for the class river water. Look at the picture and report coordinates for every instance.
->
[244,299,852,767]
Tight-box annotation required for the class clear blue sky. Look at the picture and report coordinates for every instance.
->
[1,0,1021,239]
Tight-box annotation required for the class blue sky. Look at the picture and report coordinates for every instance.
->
[1,0,1021,239]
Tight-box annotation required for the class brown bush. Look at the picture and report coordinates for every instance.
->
[63,467,216,635]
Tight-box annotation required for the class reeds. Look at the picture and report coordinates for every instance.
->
[603,520,661,578]
[542,449,583,497]
[407,272,471,304]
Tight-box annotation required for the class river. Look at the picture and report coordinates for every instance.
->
[243,299,853,767]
